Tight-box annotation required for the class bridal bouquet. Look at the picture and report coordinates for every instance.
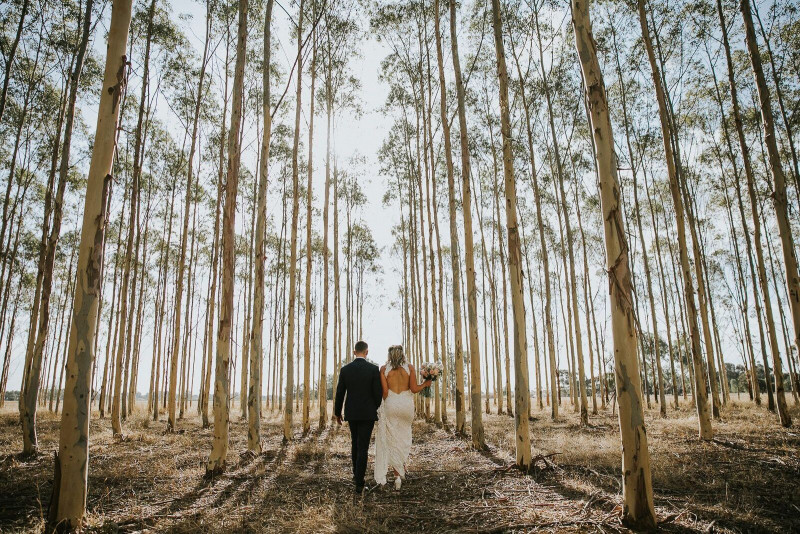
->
[420,362,443,382]
[419,362,443,398]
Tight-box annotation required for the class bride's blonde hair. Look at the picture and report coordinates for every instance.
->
[387,345,405,370]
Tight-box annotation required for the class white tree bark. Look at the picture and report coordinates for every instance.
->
[207,0,248,476]
[572,0,657,527]
[248,0,274,452]
[489,0,531,467]
[284,0,305,442]
[449,0,484,448]
[50,0,133,525]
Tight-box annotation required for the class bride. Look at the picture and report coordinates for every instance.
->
[374,345,432,489]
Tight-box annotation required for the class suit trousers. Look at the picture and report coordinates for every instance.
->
[348,420,375,488]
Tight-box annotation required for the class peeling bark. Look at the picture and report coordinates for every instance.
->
[572,0,656,526]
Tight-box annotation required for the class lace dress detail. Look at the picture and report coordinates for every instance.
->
[374,363,414,485]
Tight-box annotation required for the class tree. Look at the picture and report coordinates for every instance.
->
[450,0,484,449]
[166,0,212,432]
[303,1,318,435]
[637,0,712,440]
[531,0,589,423]
[111,0,157,436]
[21,0,95,455]
[611,20,666,416]
[489,0,530,468]
[206,0,248,477]
[247,0,274,454]
[48,0,133,526]
[506,10,558,419]
[740,0,796,428]
[572,0,656,526]
[284,0,305,443]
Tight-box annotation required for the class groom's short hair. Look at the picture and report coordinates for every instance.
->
[354,340,368,353]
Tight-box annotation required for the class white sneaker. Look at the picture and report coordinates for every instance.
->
[394,477,402,490]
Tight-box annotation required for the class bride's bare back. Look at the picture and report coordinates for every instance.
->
[386,367,410,394]
[379,363,431,398]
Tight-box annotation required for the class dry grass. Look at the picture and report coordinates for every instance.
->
[0,396,798,533]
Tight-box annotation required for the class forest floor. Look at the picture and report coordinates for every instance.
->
[1,396,799,533]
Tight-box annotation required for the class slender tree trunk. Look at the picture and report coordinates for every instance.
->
[642,166,679,408]
[418,14,442,424]
[659,186,691,400]
[437,0,466,434]
[198,247,211,415]
[572,0,656,526]
[102,205,125,418]
[22,0,94,454]
[248,0,273,452]
[490,0,530,465]
[488,143,511,416]
[240,186,254,420]
[128,180,152,416]
[318,15,334,428]
[740,0,795,427]
[533,2,587,422]
[573,183,597,415]
[154,186,176,419]
[521,217,543,411]
[414,32,432,421]
[763,220,800,404]
[49,0,131,524]
[148,194,166,415]
[611,26,666,416]
[332,164,341,415]
[450,0,484,448]
[302,18,317,435]
[637,0,712,439]
[111,0,156,436]
[50,251,76,412]
[482,252,491,415]
[0,278,23,407]
[284,0,304,442]
[203,32,230,427]
[278,183,288,414]
[179,188,197,418]
[168,0,211,431]
[431,131,449,422]
[681,168,723,418]
[509,32,557,419]
[207,0,248,476]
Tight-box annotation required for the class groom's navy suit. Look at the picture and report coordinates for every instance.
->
[334,357,383,490]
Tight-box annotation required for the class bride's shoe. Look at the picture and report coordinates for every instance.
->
[394,476,402,490]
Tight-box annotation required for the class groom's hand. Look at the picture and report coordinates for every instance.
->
[336,415,343,426]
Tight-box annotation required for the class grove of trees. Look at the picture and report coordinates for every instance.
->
[0,0,798,530]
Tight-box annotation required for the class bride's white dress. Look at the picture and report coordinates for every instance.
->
[374,363,414,485]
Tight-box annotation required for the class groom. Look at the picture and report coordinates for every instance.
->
[334,340,383,494]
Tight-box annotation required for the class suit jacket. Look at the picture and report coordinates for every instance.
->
[334,357,383,421]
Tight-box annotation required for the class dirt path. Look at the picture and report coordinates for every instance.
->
[2,403,799,532]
